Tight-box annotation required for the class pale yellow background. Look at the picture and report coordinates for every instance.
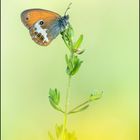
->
[2,0,139,140]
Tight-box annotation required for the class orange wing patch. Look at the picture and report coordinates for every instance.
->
[21,9,60,29]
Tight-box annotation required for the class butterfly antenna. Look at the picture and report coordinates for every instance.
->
[64,2,72,15]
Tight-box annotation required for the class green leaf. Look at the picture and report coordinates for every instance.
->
[61,31,70,48]
[69,59,74,70]
[65,54,69,65]
[49,88,60,105]
[66,56,73,75]
[61,24,74,50]
[73,56,79,65]
[48,89,64,113]
[49,97,60,111]
[69,104,89,114]
[90,90,103,101]
[66,55,83,76]
[71,60,83,75]
[73,34,83,49]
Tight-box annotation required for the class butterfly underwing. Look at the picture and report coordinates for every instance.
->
[21,9,69,46]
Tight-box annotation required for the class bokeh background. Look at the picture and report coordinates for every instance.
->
[2,0,139,140]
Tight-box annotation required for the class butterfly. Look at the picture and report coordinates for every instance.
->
[21,3,71,46]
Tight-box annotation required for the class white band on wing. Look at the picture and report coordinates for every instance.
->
[33,20,49,42]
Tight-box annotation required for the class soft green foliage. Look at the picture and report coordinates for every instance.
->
[61,25,74,49]
[49,88,64,113]
[61,24,84,77]
[73,34,83,50]
[48,124,77,140]
[61,25,84,55]
[65,54,83,76]
[48,24,102,140]
[49,88,60,105]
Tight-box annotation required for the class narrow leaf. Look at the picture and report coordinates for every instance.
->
[69,104,89,114]
[65,54,69,65]
[71,61,83,75]
[73,34,83,49]
[49,97,59,110]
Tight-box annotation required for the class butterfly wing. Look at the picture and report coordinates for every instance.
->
[21,9,61,46]
[21,9,60,29]
[29,19,62,46]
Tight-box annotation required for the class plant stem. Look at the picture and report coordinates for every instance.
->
[62,75,71,140]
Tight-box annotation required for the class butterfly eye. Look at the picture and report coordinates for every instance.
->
[39,20,44,25]
[26,17,29,20]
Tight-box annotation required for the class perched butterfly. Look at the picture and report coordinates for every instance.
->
[21,3,71,46]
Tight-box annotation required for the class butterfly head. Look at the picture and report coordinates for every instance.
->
[59,15,69,32]
[58,2,71,32]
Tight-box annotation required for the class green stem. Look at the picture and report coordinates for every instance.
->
[62,75,71,140]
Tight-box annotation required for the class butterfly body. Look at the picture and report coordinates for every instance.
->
[21,9,69,46]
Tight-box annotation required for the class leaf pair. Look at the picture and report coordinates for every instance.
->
[65,55,83,76]
[49,89,64,113]
[68,90,103,114]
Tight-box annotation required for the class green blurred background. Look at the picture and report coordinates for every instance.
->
[2,0,139,140]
